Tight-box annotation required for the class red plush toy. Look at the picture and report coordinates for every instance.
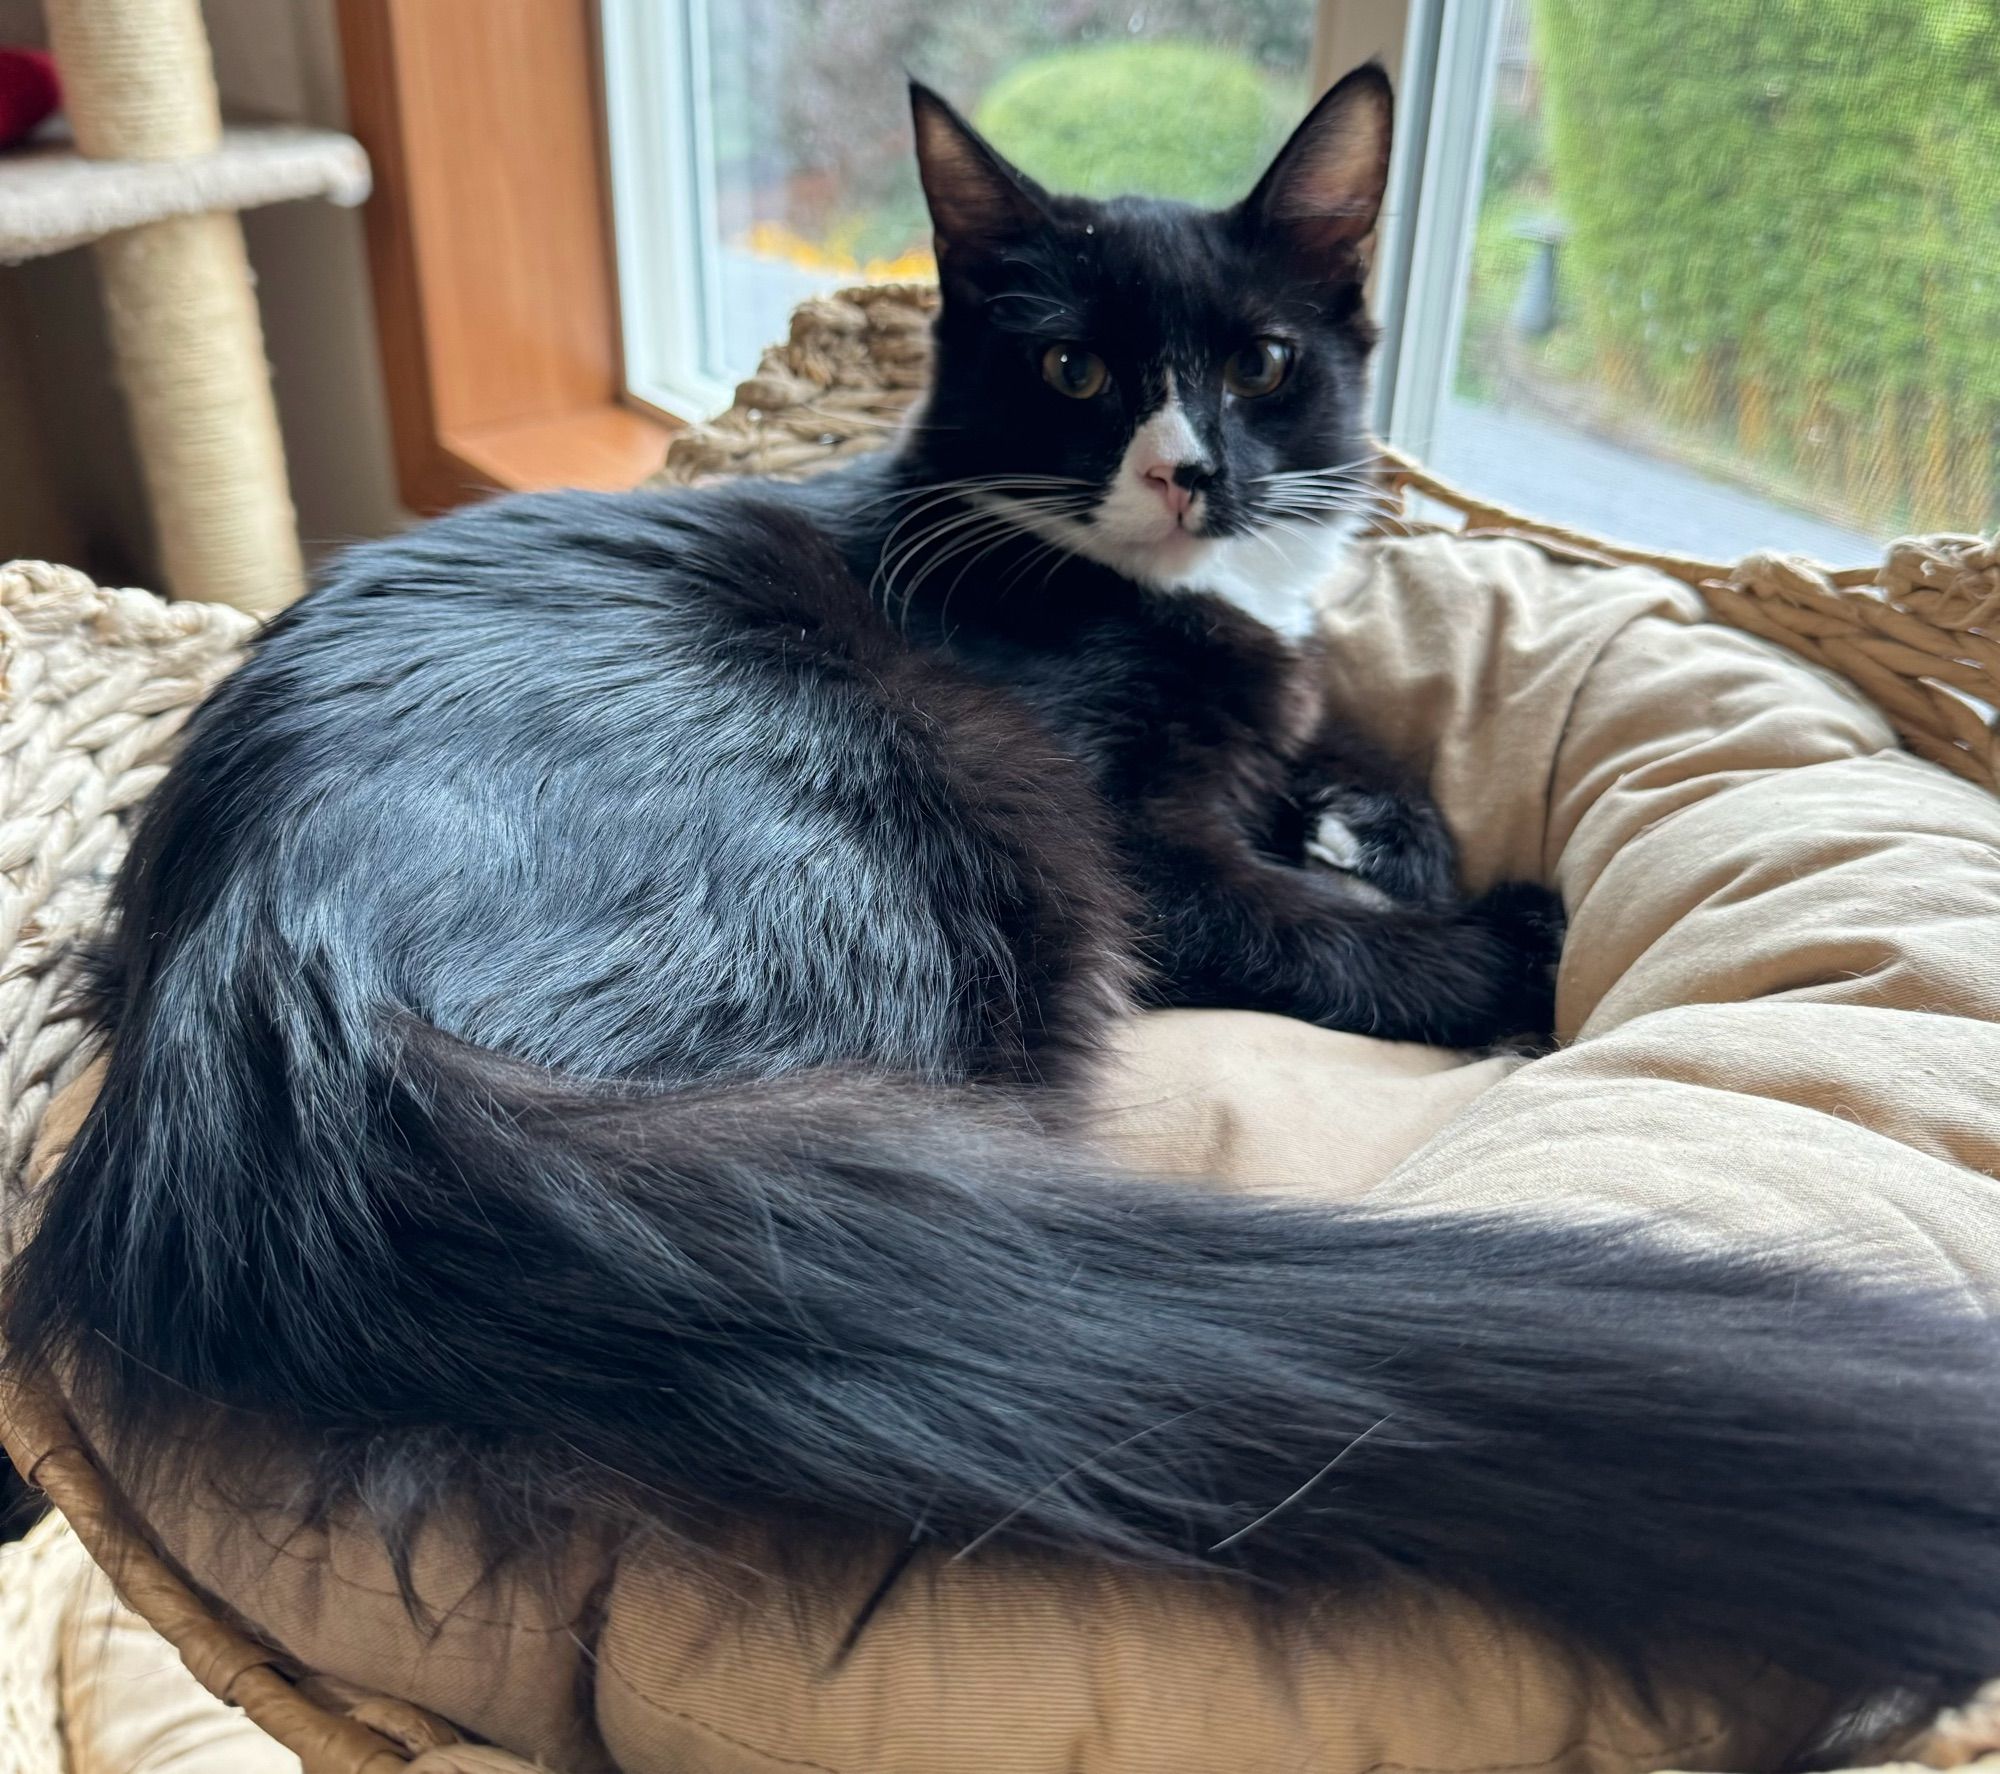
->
[0,47,60,150]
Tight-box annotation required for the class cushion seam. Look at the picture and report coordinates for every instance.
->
[594,1660,1740,1774]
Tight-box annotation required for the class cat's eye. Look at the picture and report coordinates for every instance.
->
[1041,343,1109,400]
[1224,337,1295,398]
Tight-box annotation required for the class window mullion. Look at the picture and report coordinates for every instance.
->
[1374,0,1503,457]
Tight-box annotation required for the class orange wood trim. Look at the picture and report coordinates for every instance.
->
[447,406,674,494]
[335,0,674,513]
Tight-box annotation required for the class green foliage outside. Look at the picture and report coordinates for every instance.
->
[1458,193,1538,406]
[720,0,1313,266]
[974,41,1298,208]
[1533,0,2000,532]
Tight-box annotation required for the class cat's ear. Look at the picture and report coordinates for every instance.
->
[1237,62,1393,280]
[909,80,1048,267]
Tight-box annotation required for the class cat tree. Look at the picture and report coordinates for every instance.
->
[0,0,368,614]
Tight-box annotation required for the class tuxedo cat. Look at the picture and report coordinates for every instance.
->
[784,73,1564,1057]
[12,67,2000,1722]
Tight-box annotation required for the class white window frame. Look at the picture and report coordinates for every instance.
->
[600,0,1493,443]
[600,0,737,419]
[1369,0,1504,458]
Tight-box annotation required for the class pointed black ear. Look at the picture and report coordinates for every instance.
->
[1238,63,1393,277]
[909,80,1048,266]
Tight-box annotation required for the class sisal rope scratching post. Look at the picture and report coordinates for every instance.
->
[40,0,305,616]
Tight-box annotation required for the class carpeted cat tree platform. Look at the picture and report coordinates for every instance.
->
[4,284,2000,1774]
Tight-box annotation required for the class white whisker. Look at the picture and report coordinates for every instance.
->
[1254,450,1388,487]
[1208,1415,1395,1554]
[849,473,1096,520]
[874,492,1094,637]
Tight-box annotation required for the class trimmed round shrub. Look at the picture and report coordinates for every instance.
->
[974,40,1291,208]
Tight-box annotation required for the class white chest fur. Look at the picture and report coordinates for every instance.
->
[1175,514,1365,642]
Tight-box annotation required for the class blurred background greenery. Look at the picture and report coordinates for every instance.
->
[1466,0,2000,536]
[707,1,1311,272]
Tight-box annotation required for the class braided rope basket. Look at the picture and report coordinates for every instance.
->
[3,282,1998,1774]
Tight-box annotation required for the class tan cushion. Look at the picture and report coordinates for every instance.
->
[600,1536,1832,1774]
[37,531,2000,1772]
[1116,537,2000,1283]
[1091,1012,1522,1196]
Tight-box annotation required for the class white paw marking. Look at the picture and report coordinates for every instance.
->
[1306,812,1365,872]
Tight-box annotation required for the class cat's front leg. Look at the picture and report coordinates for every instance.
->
[1133,823,1564,1048]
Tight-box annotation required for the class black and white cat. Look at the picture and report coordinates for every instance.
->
[12,67,2000,1725]
[799,70,1564,1051]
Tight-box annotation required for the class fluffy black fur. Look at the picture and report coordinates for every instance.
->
[10,67,2000,1735]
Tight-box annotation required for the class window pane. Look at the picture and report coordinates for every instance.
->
[1431,0,1999,561]
[690,0,1317,390]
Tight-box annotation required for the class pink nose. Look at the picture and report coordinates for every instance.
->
[1142,461,1197,519]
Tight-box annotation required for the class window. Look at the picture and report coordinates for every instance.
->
[602,0,1329,415]
[1388,0,2000,559]
[604,0,2000,559]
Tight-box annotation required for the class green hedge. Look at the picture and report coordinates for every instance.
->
[1536,0,1999,532]
[974,41,1293,209]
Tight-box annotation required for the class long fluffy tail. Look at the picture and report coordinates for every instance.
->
[10,972,2000,1711]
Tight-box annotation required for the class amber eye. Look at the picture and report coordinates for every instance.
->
[1224,337,1295,398]
[1041,343,1109,399]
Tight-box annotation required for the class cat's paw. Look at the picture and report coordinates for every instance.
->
[1467,880,1566,1041]
[1305,810,1366,873]
[1301,786,1457,906]
[1302,810,1395,911]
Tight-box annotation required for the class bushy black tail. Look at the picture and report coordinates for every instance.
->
[10,968,2000,1714]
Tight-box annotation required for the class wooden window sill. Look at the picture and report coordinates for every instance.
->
[446,404,676,500]
[338,0,677,514]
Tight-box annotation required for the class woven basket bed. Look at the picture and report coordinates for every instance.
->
[3,281,1999,1774]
